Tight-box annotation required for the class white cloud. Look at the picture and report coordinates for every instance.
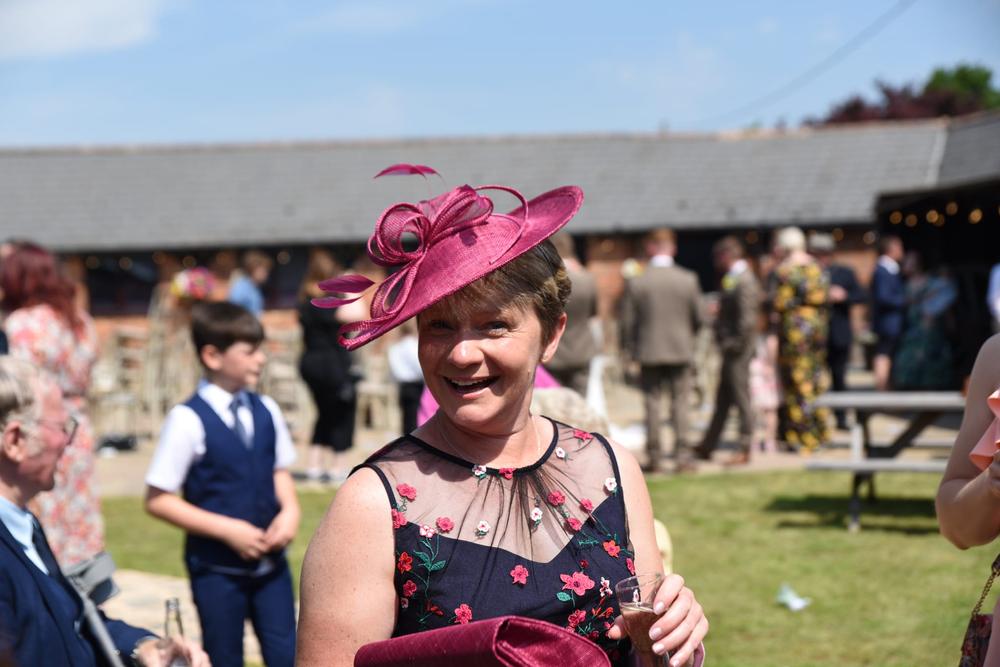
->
[298,0,492,35]
[0,0,173,61]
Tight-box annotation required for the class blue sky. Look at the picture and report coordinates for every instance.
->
[1,0,998,146]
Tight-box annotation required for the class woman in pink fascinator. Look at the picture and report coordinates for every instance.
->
[296,166,707,666]
[938,333,1000,665]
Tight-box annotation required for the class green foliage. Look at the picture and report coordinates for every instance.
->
[925,64,1000,110]
[105,472,991,666]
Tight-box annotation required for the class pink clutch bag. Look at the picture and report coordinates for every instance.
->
[354,615,612,667]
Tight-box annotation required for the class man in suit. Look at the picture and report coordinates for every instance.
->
[695,236,760,464]
[870,235,906,390]
[0,357,208,667]
[622,229,703,473]
[810,233,865,428]
[545,232,600,397]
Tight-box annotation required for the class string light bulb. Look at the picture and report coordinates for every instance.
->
[926,210,939,224]
[889,211,903,225]
[905,214,918,227]
[946,201,958,215]
[970,208,983,224]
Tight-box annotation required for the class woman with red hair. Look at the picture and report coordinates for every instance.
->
[1,242,103,566]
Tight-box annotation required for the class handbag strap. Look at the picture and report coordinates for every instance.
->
[972,553,1000,617]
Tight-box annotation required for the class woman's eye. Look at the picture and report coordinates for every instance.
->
[486,321,508,333]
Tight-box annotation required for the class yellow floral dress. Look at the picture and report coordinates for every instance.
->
[769,260,831,451]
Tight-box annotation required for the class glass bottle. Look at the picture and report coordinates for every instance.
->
[157,597,190,667]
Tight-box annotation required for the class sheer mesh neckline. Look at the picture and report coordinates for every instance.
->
[405,416,560,475]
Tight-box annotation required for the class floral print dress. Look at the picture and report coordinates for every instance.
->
[358,419,635,665]
[5,303,103,566]
[769,260,831,451]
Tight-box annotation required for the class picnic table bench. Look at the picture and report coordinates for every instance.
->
[805,390,966,531]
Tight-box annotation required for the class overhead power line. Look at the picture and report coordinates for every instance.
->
[702,0,918,126]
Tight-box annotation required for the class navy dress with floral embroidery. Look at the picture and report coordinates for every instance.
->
[357,418,635,665]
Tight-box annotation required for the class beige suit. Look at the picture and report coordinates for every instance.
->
[546,266,599,396]
[622,261,703,467]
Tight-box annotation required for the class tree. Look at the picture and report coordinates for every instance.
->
[807,64,1000,125]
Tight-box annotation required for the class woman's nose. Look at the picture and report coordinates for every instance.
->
[447,337,483,367]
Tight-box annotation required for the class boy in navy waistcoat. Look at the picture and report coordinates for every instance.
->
[144,301,300,667]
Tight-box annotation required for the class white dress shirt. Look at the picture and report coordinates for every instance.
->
[145,381,296,493]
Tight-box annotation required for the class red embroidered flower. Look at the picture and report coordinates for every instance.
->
[391,508,407,529]
[454,603,473,624]
[573,429,594,442]
[566,517,583,532]
[579,559,589,569]
[402,580,417,597]
[579,498,594,513]
[436,516,454,533]
[396,483,417,502]
[588,630,600,640]
[560,571,595,596]
[567,609,587,628]
[547,490,566,506]
[426,600,444,616]
[603,540,621,558]
[397,552,413,573]
[499,467,515,480]
[510,564,529,585]
[626,557,635,575]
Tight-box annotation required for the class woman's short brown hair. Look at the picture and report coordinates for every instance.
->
[425,239,571,344]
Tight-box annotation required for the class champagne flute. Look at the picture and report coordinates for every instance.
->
[615,573,669,667]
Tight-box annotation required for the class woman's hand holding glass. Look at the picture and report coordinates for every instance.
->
[607,573,707,667]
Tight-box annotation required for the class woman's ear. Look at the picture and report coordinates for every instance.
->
[540,313,569,364]
[1,421,29,464]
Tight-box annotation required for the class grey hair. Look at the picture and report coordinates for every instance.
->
[775,226,806,253]
[0,357,42,431]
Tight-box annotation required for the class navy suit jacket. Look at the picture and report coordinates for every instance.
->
[0,516,150,666]
[870,263,906,340]
[827,263,866,349]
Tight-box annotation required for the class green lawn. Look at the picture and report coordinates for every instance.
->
[104,471,990,666]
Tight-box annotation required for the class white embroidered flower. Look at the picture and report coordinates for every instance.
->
[419,524,436,538]
[555,447,566,459]
[604,477,618,493]
[529,507,544,525]
[400,598,409,609]
[475,520,491,537]
[600,577,612,597]
[472,464,488,478]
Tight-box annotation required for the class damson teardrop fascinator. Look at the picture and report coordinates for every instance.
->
[314,165,584,350]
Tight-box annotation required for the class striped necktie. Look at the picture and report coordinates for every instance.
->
[230,396,252,449]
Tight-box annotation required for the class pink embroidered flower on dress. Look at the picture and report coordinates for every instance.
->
[567,609,587,628]
[560,571,595,596]
[397,552,413,573]
[472,464,488,479]
[579,498,594,513]
[402,580,417,597]
[573,429,593,442]
[510,564,529,585]
[626,557,635,575]
[397,483,417,502]
[600,577,612,598]
[604,477,618,493]
[436,516,454,533]
[555,447,566,459]
[602,540,621,558]
[419,524,436,538]
[499,467,515,480]
[391,508,407,529]
[475,520,491,537]
[566,517,583,532]
[547,490,566,506]
[454,603,473,625]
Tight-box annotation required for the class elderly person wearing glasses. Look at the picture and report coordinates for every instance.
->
[1,242,103,567]
[0,357,210,666]
[297,167,707,666]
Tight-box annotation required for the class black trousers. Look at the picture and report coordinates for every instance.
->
[398,381,424,435]
[827,344,850,426]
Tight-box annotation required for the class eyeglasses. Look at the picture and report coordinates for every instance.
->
[33,416,79,443]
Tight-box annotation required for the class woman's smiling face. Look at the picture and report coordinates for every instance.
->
[418,299,564,436]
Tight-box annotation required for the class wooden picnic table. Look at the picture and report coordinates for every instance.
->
[806,390,965,531]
